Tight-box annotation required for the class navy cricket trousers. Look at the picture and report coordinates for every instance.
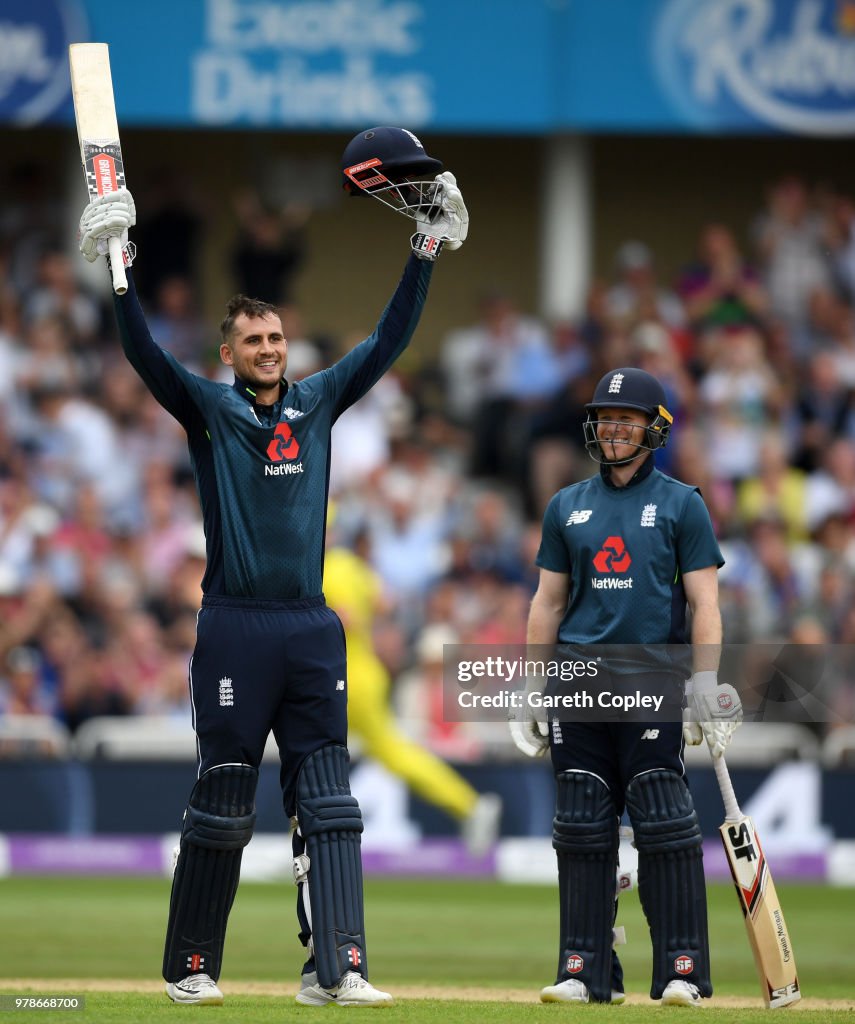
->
[547,669,688,812]
[549,719,687,816]
[189,594,348,815]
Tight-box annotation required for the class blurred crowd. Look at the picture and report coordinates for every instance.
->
[1,166,854,754]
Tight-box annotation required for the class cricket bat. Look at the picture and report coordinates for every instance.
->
[714,755,801,1008]
[69,42,128,295]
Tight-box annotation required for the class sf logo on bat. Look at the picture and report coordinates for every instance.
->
[727,822,758,862]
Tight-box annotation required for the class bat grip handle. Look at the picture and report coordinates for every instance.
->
[713,754,742,822]
[108,236,127,295]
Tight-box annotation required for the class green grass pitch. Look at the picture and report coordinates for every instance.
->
[0,876,851,1021]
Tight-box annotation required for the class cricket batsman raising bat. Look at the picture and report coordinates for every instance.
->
[69,43,134,294]
[75,125,466,1007]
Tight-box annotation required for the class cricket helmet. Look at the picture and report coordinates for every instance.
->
[341,126,444,221]
[583,367,673,465]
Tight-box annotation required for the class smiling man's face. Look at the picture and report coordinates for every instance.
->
[595,406,651,464]
[220,312,287,402]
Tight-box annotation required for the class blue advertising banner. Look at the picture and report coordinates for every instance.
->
[571,0,855,136]
[0,0,552,131]
[2,0,855,135]
[663,0,855,136]
[0,0,86,124]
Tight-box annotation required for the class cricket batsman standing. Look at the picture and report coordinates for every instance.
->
[77,127,468,1007]
[510,367,742,1006]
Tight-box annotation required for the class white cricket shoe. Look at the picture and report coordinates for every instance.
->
[461,793,503,857]
[540,979,589,1003]
[661,979,702,1007]
[540,980,625,1004]
[165,973,223,1005]
[296,970,394,1007]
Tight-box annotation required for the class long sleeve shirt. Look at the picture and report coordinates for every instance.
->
[113,255,433,599]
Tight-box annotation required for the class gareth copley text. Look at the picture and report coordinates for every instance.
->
[459,689,666,713]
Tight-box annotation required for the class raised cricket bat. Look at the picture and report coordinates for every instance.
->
[714,755,801,1008]
[69,42,128,295]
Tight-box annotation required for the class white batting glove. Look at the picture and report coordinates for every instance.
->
[686,671,743,759]
[79,187,136,262]
[508,679,549,758]
[410,172,469,261]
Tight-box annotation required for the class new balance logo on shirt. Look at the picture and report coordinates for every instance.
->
[566,509,593,525]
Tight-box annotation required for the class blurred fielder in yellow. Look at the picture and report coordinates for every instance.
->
[323,514,501,856]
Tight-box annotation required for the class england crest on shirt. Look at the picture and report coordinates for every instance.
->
[640,503,657,527]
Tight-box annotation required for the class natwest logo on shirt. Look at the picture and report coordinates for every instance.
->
[267,422,300,462]
[593,536,631,572]
[591,536,633,590]
[265,422,304,476]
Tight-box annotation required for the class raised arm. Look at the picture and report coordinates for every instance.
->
[324,254,433,418]
[79,189,199,426]
[321,171,468,418]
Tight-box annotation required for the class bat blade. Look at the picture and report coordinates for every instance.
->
[719,815,801,1008]
[69,42,127,294]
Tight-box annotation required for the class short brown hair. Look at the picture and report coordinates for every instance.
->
[220,295,280,343]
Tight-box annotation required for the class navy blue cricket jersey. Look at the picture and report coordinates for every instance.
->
[537,461,723,653]
[113,256,432,599]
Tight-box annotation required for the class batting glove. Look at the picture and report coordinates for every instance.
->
[686,670,743,759]
[79,187,136,262]
[410,172,469,261]
[508,678,549,758]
